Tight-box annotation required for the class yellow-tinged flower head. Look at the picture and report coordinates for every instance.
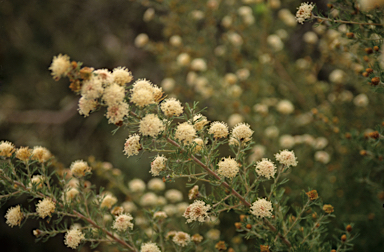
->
[36,198,55,219]
[0,141,15,157]
[5,205,24,227]
[49,54,71,80]
[64,228,85,249]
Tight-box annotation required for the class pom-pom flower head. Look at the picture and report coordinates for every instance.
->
[173,231,191,247]
[255,158,276,179]
[103,83,125,106]
[296,2,315,24]
[78,97,97,117]
[183,200,211,223]
[113,214,134,231]
[150,155,167,176]
[112,66,133,86]
[217,157,239,178]
[250,198,273,218]
[231,123,253,142]
[49,54,71,80]
[139,114,165,137]
[16,146,32,161]
[0,140,15,157]
[70,160,91,178]
[209,121,229,138]
[31,146,51,163]
[275,149,298,167]
[5,205,24,227]
[36,198,56,219]
[192,114,209,131]
[64,228,85,249]
[123,134,141,157]
[105,102,129,124]
[140,242,161,252]
[101,194,118,209]
[161,98,184,117]
[175,122,196,145]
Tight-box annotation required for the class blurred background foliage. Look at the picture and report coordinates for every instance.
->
[1,0,384,251]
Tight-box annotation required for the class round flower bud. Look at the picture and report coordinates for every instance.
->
[279,135,295,148]
[177,53,191,66]
[231,123,253,142]
[217,157,239,179]
[276,100,294,114]
[101,194,117,209]
[314,151,331,164]
[148,178,165,191]
[170,35,182,47]
[153,211,168,220]
[135,33,149,48]
[161,78,175,92]
[353,94,369,107]
[190,58,207,71]
[140,192,158,207]
[250,198,273,218]
[103,83,125,106]
[165,189,183,203]
[129,179,146,193]
[192,114,209,131]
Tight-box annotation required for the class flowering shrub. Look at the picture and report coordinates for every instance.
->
[2,0,384,251]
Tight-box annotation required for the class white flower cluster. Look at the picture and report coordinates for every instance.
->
[296,2,315,24]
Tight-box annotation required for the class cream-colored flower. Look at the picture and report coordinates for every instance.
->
[183,200,211,223]
[275,149,298,167]
[153,211,168,220]
[129,179,146,193]
[192,114,209,131]
[81,77,104,100]
[122,201,137,213]
[31,146,51,163]
[165,189,183,203]
[123,134,141,157]
[112,67,133,86]
[217,157,239,178]
[70,160,91,177]
[296,2,314,24]
[65,188,79,201]
[101,194,117,209]
[173,231,191,247]
[113,214,134,231]
[255,159,276,179]
[131,88,155,107]
[5,205,23,227]
[16,146,31,161]
[0,141,15,157]
[139,114,165,137]
[231,123,253,142]
[49,54,71,80]
[30,175,45,189]
[36,198,55,219]
[140,242,161,252]
[150,155,167,176]
[315,151,330,164]
[250,198,273,218]
[208,122,229,138]
[276,100,294,114]
[64,228,85,249]
[135,33,149,48]
[140,192,158,207]
[103,83,125,106]
[148,178,165,191]
[78,96,97,117]
[105,102,129,124]
[175,122,196,145]
[161,98,183,117]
